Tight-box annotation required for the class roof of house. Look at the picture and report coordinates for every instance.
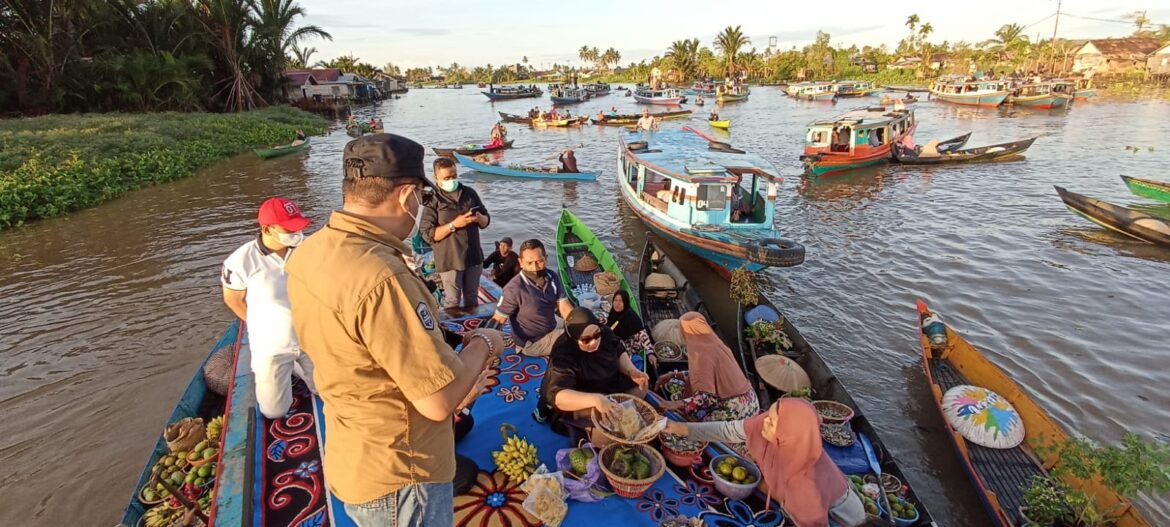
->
[1155,43,1170,55]
[285,72,318,87]
[1079,38,1161,59]
[286,68,342,82]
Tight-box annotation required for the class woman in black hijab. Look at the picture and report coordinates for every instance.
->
[606,289,656,369]
[538,307,649,439]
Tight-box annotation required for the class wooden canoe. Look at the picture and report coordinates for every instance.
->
[432,139,514,158]
[253,138,311,159]
[1055,186,1170,247]
[728,288,937,525]
[453,153,598,181]
[708,120,730,129]
[499,112,533,124]
[916,300,1152,527]
[591,110,693,126]
[1121,175,1170,204]
[894,137,1035,165]
[636,238,715,372]
[555,208,639,316]
[119,322,242,526]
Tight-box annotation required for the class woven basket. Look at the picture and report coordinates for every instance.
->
[164,418,205,453]
[590,394,659,446]
[593,272,621,296]
[812,400,855,425]
[202,343,237,397]
[598,443,666,498]
[643,273,677,298]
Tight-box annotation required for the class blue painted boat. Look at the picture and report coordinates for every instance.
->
[618,126,805,273]
[453,153,598,181]
[481,86,542,100]
[119,321,242,527]
[549,86,591,104]
[929,77,1011,107]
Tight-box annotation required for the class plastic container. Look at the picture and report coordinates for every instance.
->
[708,454,761,500]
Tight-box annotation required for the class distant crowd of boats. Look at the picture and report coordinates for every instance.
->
[784,77,1095,109]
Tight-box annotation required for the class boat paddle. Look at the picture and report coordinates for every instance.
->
[860,432,894,522]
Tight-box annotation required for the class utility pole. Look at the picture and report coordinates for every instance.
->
[1051,0,1062,42]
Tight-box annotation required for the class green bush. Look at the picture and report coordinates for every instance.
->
[0,107,326,229]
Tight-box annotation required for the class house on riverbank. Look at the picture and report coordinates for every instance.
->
[284,68,382,102]
[1073,38,1161,75]
[1149,43,1170,76]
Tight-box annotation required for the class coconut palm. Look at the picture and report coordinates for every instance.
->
[289,44,316,68]
[665,39,701,80]
[714,25,750,77]
[981,23,1030,63]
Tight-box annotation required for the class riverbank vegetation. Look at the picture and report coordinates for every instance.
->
[396,16,1169,91]
[0,0,330,115]
[0,108,326,229]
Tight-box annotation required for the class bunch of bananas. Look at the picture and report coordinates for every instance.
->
[142,506,182,527]
[206,415,225,442]
[492,426,538,484]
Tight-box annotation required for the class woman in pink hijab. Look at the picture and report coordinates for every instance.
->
[659,312,759,423]
[663,399,867,527]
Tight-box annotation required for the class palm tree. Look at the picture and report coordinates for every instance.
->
[578,45,590,66]
[289,44,316,68]
[601,48,621,72]
[665,39,700,80]
[982,23,1029,63]
[1124,11,1150,34]
[905,14,919,32]
[251,0,332,102]
[714,25,750,77]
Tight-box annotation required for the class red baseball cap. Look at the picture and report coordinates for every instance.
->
[257,197,311,232]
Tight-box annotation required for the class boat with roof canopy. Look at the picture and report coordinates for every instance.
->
[801,106,916,177]
[617,126,805,273]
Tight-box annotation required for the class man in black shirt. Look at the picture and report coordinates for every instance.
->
[420,158,491,309]
[483,237,519,287]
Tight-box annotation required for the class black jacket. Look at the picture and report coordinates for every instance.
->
[419,186,489,272]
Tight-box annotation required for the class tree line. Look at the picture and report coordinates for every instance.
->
[0,0,329,115]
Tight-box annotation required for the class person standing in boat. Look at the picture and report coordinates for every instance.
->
[221,197,316,419]
[637,109,655,132]
[420,157,491,310]
[663,398,867,527]
[286,134,502,527]
[482,237,519,287]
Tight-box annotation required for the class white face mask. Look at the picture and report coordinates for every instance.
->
[275,230,305,247]
[400,186,426,241]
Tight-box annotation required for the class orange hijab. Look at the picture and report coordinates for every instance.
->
[743,399,848,527]
[680,312,751,398]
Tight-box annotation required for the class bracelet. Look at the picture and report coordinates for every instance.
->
[449,223,457,235]
[466,333,496,358]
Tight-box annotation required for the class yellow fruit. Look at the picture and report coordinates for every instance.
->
[732,467,747,482]
[717,463,733,477]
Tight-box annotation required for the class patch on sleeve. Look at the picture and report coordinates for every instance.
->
[416,302,435,331]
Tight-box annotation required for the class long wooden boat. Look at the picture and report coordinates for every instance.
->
[453,153,598,181]
[833,80,880,97]
[119,322,242,526]
[728,292,937,526]
[253,138,311,159]
[592,109,693,125]
[618,127,805,272]
[432,139,514,158]
[1055,186,1170,247]
[555,208,640,315]
[636,238,719,374]
[1071,78,1096,101]
[634,87,685,105]
[929,78,1012,107]
[801,106,917,177]
[481,86,542,100]
[685,82,718,96]
[1120,175,1170,204]
[715,85,750,103]
[1007,82,1070,109]
[915,300,1152,527]
[498,111,532,124]
[893,137,1036,165]
[533,116,587,128]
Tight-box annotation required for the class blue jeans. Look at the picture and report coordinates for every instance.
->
[343,482,453,527]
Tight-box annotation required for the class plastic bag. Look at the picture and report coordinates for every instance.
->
[555,443,609,502]
[521,465,568,527]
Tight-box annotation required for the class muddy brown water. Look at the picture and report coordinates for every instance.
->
[2,88,1168,525]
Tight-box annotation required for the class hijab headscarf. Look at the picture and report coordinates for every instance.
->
[564,307,598,340]
[742,399,848,527]
[680,312,751,398]
[606,290,644,340]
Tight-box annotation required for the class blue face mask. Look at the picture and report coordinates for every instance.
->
[439,179,459,192]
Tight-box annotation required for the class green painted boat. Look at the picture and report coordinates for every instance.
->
[1121,175,1170,204]
[253,137,311,159]
[555,208,639,317]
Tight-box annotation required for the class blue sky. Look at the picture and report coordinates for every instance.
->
[297,0,1169,69]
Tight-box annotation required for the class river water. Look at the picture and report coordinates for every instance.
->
[2,86,1168,526]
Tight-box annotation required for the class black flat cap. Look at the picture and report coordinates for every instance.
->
[343,133,426,180]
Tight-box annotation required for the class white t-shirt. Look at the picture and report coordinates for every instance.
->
[221,237,297,356]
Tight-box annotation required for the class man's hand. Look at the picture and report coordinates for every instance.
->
[452,211,477,229]
[464,328,505,358]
